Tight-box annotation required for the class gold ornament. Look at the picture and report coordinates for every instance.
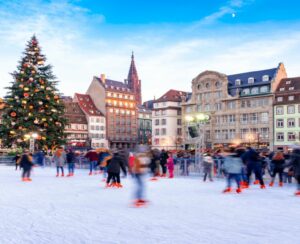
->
[24,87,29,91]
[34,118,39,124]
[21,100,27,105]
[42,118,47,121]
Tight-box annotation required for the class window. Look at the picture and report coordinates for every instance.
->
[289,87,294,91]
[288,96,294,101]
[276,119,284,128]
[155,110,160,116]
[215,91,222,98]
[261,112,268,123]
[287,118,295,127]
[279,88,285,91]
[215,81,221,88]
[228,129,236,139]
[162,110,166,115]
[241,114,248,124]
[250,113,258,124]
[205,83,210,89]
[277,97,283,102]
[240,128,249,139]
[276,106,284,115]
[196,94,202,101]
[197,84,201,90]
[262,75,269,82]
[154,138,159,145]
[276,133,284,141]
[248,77,254,84]
[260,86,269,93]
[251,87,259,95]
[227,101,236,109]
[177,119,181,125]
[155,119,159,125]
[228,115,235,123]
[177,128,182,136]
[288,132,296,141]
[235,79,241,85]
[161,128,166,135]
[155,129,159,136]
[177,110,182,115]
[161,119,166,125]
[197,105,202,112]
[260,128,269,139]
[241,100,251,108]
[286,80,291,84]
[242,88,250,95]
[215,103,222,111]
[205,104,211,111]
[287,105,295,114]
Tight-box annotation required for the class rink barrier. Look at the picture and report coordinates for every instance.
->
[0,156,14,165]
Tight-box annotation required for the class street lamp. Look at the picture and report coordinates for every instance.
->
[24,132,39,153]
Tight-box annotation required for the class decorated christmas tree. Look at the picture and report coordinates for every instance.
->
[0,35,67,151]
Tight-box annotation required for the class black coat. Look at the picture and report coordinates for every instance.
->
[20,154,33,170]
[160,152,168,164]
[107,155,127,174]
[66,151,76,164]
[271,159,285,170]
[288,150,300,177]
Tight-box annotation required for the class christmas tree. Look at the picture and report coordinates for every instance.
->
[0,35,67,151]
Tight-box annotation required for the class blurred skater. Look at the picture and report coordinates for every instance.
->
[85,149,99,175]
[106,151,126,188]
[285,148,300,196]
[269,151,285,187]
[203,153,214,182]
[53,147,66,177]
[19,150,34,182]
[66,149,76,177]
[167,152,174,178]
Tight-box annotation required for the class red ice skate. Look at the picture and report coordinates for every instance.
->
[133,199,148,207]
[295,191,300,196]
[253,180,260,185]
[279,182,283,187]
[56,174,59,177]
[269,182,274,187]
[61,173,64,177]
[150,177,158,181]
[222,187,231,193]
[116,183,123,188]
[236,188,242,194]
[88,172,92,176]
[260,184,266,189]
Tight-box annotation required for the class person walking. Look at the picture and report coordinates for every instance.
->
[269,151,285,187]
[66,149,76,177]
[85,149,99,175]
[106,151,127,188]
[53,147,66,177]
[19,150,34,182]
[285,148,300,196]
[222,148,244,193]
[203,153,214,182]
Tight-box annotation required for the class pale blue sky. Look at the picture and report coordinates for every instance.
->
[0,0,300,101]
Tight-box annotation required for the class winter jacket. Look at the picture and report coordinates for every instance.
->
[106,154,127,175]
[98,152,111,167]
[160,151,168,165]
[203,156,213,173]
[287,149,300,177]
[223,154,243,174]
[85,151,98,162]
[132,153,150,174]
[242,149,259,165]
[66,151,76,164]
[19,154,33,170]
[53,152,66,167]
[167,157,174,171]
[271,159,285,170]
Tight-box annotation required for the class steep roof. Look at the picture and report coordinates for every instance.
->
[127,52,139,82]
[95,77,133,93]
[275,77,300,92]
[143,100,154,109]
[75,93,104,116]
[63,101,87,124]
[228,68,277,86]
[155,89,188,103]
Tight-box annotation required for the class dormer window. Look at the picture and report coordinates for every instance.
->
[248,77,254,84]
[286,80,291,85]
[262,75,269,82]
[279,88,285,91]
[235,79,241,86]
[277,97,283,102]
[289,87,294,91]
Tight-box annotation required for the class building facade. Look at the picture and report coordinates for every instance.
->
[152,89,187,150]
[274,77,300,151]
[86,54,141,149]
[63,101,89,148]
[74,93,107,148]
[137,105,152,145]
[182,63,287,150]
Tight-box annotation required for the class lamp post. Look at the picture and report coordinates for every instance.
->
[24,132,38,153]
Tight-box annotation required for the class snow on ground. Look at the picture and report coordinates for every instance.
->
[0,165,299,244]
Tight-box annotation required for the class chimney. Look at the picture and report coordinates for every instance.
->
[100,74,106,83]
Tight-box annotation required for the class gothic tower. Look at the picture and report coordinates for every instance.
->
[127,52,142,105]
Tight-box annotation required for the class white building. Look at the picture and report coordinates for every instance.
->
[74,93,108,148]
[152,89,187,150]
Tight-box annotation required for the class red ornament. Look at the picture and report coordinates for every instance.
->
[10,111,17,117]
[23,93,29,97]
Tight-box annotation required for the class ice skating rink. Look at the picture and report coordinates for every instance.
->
[1,165,299,244]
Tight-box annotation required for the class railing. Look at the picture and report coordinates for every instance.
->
[0,156,15,165]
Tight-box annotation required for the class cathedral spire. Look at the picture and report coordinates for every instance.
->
[127,52,141,105]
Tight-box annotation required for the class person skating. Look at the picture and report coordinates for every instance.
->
[53,147,66,177]
[66,149,76,177]
[106,151,127,188]
[285,148,300,196]
[269,151,285,187]
[149,149,160,181]
[19,150,34,181]
[167,152,174,178]
[85,149,99,175]
[97,148,112,181]
[203,153,214,182]
[160,149,168,177]
[242,147,266,189]
[14,154,21,170]
[131,145,151,207]
[222,148,243,193]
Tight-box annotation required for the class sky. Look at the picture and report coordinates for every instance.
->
[0,0,300,102]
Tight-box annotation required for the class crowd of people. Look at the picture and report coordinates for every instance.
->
[13,145,300,207]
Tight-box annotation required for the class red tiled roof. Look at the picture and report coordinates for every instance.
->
[155,89,188,102]
[63,101,88,124]
[75,93,104,116]
[275,77,300,92]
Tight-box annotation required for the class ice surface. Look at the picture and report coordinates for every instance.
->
[0,165,299,244]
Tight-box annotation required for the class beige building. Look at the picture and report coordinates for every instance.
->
[182,63,287,150]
